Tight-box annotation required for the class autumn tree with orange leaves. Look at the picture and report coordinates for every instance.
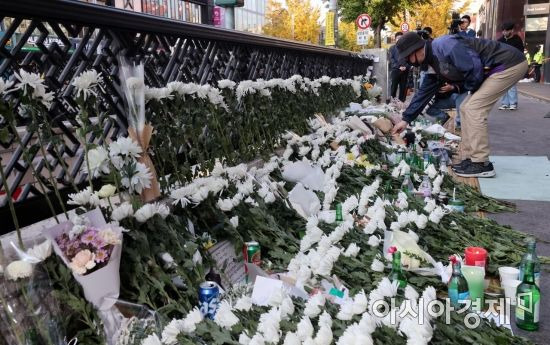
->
[262,0,321,44]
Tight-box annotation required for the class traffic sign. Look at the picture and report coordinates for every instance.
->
[356,14,372,30]
[357,29,369,45]
[400,22,410,32]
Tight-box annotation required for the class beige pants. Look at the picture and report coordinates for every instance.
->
[459,61,528,162]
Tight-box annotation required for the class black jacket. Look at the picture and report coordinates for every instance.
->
[498,34,524,52]
[389,44,409,71]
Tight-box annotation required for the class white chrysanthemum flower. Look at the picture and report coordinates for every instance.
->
[218,79,236,89]
[359,312,377,335]
[425,164,438,179]
[161,319,185,344]
[108,137,142,169]
[303,293,325,318]
[67,187,100,207]
[363,220,378,234]
[31,84,54,109]
[318,311,332,329]
[72,70,103,100]
[378,277,399,298]
[83,146,110,177]
[0,78,14,94]
[14,69,43,95]
[134,202,169,223]
[181,307,203,333]
[296,316,314,341]
[5,260,33,280]
[423,199,437,213]
[283,332,300,345]
[336,301,355,321]
[239,331,252,345]
[142,333,162,345]
[26,240,52,262]
[432,175,444,195]
[405,285,419,301]
[121,162,153,194]
[217,198,234,211]
[280,296,295,318]
[352,290,368,315]
[367,235,381,247]
[214,301,240,330]
[111,202,134,222]
[248,334,266,345]
[234,295,253,311]
[428,207,446,224]
[415,214,428,229]
[343,243,360,257]
[314,326,333,345]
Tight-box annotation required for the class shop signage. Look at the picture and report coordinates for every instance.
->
[524,3,549,16]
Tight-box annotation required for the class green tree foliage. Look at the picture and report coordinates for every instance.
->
[339,0,431,48]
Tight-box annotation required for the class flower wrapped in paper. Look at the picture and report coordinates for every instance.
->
[118,58,161,202]
[45,208,122,310]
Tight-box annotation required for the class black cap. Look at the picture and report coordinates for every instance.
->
[501,22,514,31]
[396,32,425,60]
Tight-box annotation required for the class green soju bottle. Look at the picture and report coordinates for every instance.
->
[335,203,343,224]
[401,173,415,195]
[519,239,541,287]
[388,247,407,288]
[515,261,540,331]
[447,257,469,308]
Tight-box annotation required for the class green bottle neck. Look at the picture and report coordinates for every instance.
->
[392,252,402,271]
[527,242,537,255]
[523,262,536,284]
[452,261,462,276]
[335,203,343,222]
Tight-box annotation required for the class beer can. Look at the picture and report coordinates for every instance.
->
[198,281,219,319]
[243,241,261,264]
[243,241,261,282]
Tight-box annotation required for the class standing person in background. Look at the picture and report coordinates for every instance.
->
[458,15,476,38]
[533,45,544,82]
[389,32,410,102]
[498,22,524,110]
[418,27,433,87]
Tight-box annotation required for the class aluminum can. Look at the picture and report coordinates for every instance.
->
[198,281,219,319]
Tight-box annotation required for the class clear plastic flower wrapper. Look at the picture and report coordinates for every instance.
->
[112,299,161,345]
[0,240,66,345]
[44,208,124,345]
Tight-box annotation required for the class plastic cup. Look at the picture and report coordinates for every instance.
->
[498,267,520,283]
[501,279,522,305]
[462,265,485,311]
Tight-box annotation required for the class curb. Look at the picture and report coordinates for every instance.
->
[518,89,550,103]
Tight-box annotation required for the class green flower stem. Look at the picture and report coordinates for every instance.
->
[9,122,59,224]
[33,122,69,220]
[0,157,23,249]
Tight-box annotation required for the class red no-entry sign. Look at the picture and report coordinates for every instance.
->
[356,14,372,30]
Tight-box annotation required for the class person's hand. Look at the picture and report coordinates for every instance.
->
[439,84,454,93]
[392,120,408,135]
[399,66,407,71]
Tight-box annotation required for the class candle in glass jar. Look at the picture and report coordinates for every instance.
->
[465,247,488,268]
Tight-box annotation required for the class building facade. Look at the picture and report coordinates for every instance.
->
[234,0,267,33]
[476,0,549,81]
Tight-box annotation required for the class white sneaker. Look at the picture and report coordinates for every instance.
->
[498,105,509,110]
[509,104,517,110]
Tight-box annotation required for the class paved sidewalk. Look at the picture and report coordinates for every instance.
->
[517,82,550,103]
[486,94,550,344]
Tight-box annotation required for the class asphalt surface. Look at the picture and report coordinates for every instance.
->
[485,93,550,344]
